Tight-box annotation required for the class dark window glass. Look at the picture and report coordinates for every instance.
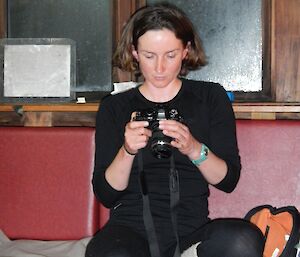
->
[7,0,112,93]
[148,0,263,94]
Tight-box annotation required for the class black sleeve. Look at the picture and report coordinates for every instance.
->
[92,96,129,208]
[207,85,241,193]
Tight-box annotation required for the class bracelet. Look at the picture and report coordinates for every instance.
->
[123,144,136,156]
[191,143,209,166]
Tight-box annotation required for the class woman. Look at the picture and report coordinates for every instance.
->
[86,3,264,257]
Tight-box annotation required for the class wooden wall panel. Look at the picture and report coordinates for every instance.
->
[272,0,300,102]
[113,0,146,82]
[0,0,6,38]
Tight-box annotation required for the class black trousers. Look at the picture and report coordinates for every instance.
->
[85,218,264,257]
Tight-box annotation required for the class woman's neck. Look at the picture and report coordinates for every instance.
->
[139,79,182,103]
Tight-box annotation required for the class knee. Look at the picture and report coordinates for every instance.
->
[227,219,265,256]
[99,247,132,257]
[85,233,150,257]
[86,244,133,257]
[206,219,265,257]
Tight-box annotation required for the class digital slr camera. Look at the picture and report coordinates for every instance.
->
[134,105,183,159]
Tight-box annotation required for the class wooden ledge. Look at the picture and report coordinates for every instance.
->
[233,102,300,112]
[0,102,300,126]
[1,102,300,112]
[0,103,99,112]
[232,103,300,120]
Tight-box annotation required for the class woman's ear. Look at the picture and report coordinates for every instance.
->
[183,41,191,59]
[132,45,139,61]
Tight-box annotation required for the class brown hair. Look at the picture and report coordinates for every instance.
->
[113,3,207,76]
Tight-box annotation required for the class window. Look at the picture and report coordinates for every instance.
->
[5,0,113,94]
[148,0,271,101]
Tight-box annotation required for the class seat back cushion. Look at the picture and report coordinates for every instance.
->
[209,120,300,218]
[0,127,99,240]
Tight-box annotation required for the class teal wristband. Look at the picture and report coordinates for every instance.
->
[191,143,209,166]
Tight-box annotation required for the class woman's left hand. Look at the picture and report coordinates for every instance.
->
[159,119,228,185]
[159,119,200,160]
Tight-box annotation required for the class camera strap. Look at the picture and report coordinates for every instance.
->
[138,151,161,257]
[138,150,180,257]
[169,154,181,257]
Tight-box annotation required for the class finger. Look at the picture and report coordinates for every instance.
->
[159,120,189,133]
[128,120,149,129]
[170,139,182,149]
[124,134,150,153]
[162,128,188,143]
[128,126,152,138]
[131,111,136,121]
[124,124,151,151]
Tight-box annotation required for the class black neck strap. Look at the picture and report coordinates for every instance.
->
[138,150,180,257]
[169,154,181,257]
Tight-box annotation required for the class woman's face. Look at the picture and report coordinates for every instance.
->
[132,29,188,88]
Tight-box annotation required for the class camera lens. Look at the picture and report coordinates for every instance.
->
[151,140,172,159]
[150,125,172,159]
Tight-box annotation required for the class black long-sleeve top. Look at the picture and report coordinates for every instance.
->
[92,78,241,246]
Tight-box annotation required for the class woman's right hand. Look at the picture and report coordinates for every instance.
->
[123,119,152,155]
[105,117,151,191]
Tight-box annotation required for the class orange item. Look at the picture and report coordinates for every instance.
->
[245,205,300,257]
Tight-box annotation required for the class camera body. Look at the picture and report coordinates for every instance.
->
[134,105,183,159]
